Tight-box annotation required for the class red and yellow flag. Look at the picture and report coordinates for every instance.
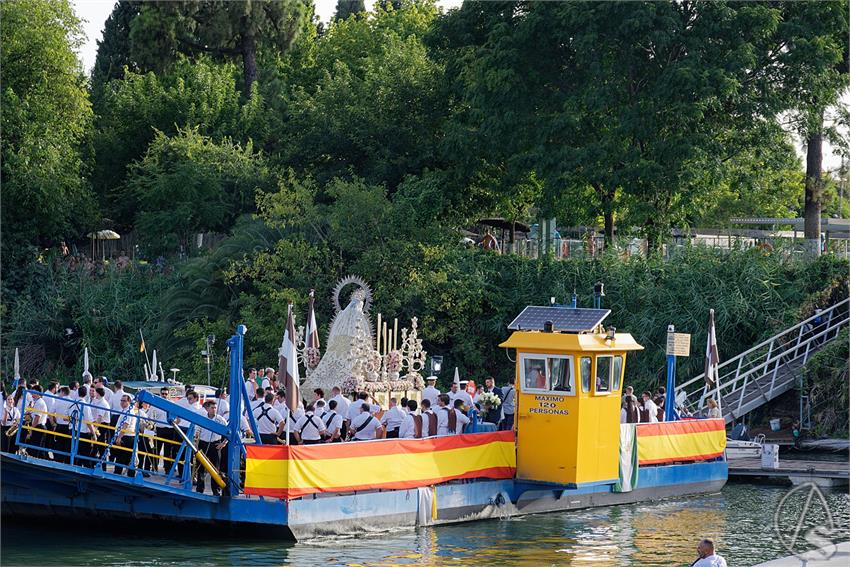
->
[636,418,726,465]
[245,431,517,499]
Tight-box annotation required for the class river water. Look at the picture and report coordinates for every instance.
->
[2,483,849,566]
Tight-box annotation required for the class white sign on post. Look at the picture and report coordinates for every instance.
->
[666,333,691,357]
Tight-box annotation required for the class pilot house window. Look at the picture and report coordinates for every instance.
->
[521,354,575,394]
[523,358,548,390]
[596,356,612,393]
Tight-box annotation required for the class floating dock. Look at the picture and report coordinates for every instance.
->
[728,458,849,488]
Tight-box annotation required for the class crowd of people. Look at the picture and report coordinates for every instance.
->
[0,368,519,495]
[619,385,722,424]
[239,368,517,445]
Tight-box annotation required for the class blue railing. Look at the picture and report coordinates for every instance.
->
[11,389,220,492]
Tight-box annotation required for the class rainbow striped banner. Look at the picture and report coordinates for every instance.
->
[245,431,517,499]
[636,418,726,465]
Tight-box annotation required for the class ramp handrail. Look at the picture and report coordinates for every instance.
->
[676,297,849,420]
[9,388,230,494]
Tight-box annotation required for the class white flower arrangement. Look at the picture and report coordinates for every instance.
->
[480,391,501,408]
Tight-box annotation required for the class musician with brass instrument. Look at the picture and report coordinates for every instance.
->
[2,393,22,453]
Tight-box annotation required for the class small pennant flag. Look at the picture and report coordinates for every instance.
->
[140,338,146,353]
[704,309,719,387]
[279,304,300,413]
[306,289,320,352]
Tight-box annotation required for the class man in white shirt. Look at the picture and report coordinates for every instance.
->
[499,376,516,431]
[691,539,727,567]
[259,367,273,390]
[322,400,344,442]
[113,394,138,476]
[149,386,172,473]
[419,399,438,437]
[90,387,112,469]
[380,398,406,438]
[215,388,230,421]
[253,392,286,444]
[109,380,128,429]
[314,399,327,419]
[448,382,473,409]
[436,394,469,435]
[398,400,421,439]
[293,404,326,445]
[174,390,203,476]
[52,386,73,463]
[642,391,659,424]
[346,392,379,425]
[196,400,227,496]
[422,377,440,407]
[349,403,383,441]
[329,387,350,419]
[1,394,22,454]
[73,386,96,467]
[244,368,259,401]
[25,386,49,451]
[94,376,113,404]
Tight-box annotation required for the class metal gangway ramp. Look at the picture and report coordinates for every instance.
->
[676,297,849,424]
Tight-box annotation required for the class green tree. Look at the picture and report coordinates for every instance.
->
[1,0,95,291]
[282,1,445,190]
[90,1,141,107]
[124,128,276,255]
[92,59,264,224]
[334,0,366,21]
[431,1,834,250]
[129,0,312,97]
[774,1,849,255]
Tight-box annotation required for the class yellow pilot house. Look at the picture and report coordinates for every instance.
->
[499,306,643,487]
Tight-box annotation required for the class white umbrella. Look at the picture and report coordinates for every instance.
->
[150,350,158,381]
[14,348,20,383]
[453,367,460,385]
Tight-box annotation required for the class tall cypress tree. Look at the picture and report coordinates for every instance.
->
[90,1,141,107]
[334,0,366,21]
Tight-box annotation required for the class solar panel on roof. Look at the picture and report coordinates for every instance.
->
[507,306,611,333]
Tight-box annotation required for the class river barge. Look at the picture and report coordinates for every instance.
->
[2,305,727,540]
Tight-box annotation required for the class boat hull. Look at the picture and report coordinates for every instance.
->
[2,453,726,541]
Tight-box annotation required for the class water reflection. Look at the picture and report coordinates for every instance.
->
[3,484,849,566]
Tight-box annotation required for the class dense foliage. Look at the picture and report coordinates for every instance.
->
[2,0,849,433]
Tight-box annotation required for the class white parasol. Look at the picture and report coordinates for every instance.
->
[82,347,93,380]
[150,350,158,381]
[14,348,20,383]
